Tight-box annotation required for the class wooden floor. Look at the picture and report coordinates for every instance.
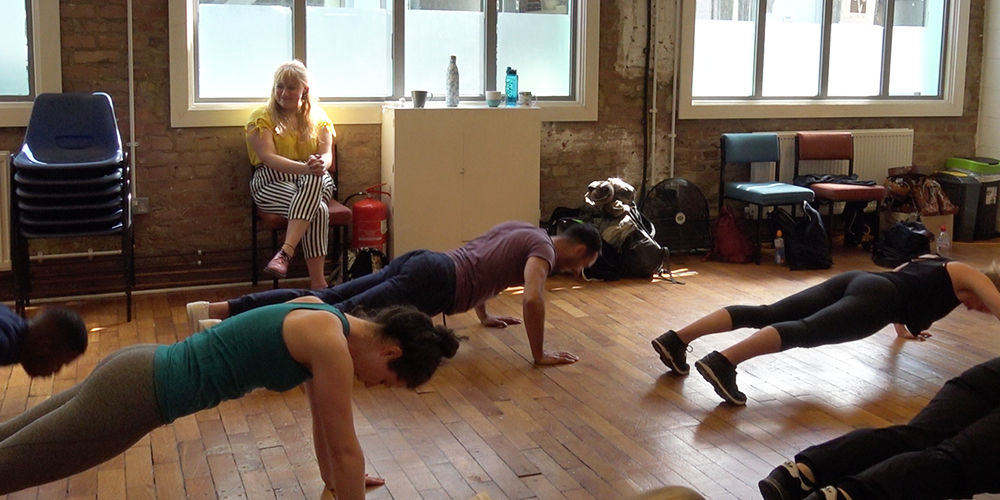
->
[3,240,1000,500]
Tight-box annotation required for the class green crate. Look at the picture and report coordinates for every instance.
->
[945,157,1000,174]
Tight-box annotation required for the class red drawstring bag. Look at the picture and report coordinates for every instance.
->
[707,205,754,263]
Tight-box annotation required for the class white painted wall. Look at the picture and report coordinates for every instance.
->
[977,0,1000,160]
[976,1,1000,231]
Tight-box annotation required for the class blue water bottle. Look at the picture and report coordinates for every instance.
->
[505,67,518,106]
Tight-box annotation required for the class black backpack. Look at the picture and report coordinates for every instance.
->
[872,221,932,268]
[545,207,583,235]
[769,202,833,270]
[347,248,387,280]
[564,209,666,281]
[619,209,667,278]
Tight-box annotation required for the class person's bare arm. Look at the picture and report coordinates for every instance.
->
[522,256,578,365]
[949,262,1000,319]
[302,127,334,176]
[474,304,522,328]
[307,382,384,490]
[247,126,325,176]
[285,312,367,499]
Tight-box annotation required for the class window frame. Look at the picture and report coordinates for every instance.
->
[168,0,598,127]
[678,0,970,120]
[0,0,62,128]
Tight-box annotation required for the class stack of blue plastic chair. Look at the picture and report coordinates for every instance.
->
[11,92,134,320]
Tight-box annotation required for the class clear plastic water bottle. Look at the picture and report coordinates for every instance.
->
[446,55,459,107]
[505,67,518,106]
[936,225,952,258]
[774,230,785,264]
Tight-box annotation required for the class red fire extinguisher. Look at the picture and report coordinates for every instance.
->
[347,184,391,254]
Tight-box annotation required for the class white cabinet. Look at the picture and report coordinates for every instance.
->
[381,107,541,257]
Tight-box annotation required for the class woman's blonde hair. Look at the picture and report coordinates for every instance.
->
[983,260,1000,292]
[266,60,317,141]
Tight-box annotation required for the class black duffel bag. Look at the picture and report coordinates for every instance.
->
[872,221,932,268]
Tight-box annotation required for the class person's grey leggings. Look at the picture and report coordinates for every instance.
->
[0,344,164,494]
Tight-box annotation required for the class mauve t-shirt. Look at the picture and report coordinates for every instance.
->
[446,221,556,314]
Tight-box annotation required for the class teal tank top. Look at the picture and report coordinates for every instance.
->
[153,302,349,423]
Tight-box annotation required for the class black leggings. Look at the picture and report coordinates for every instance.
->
[796,357,1000,500]
[726,271,904,350]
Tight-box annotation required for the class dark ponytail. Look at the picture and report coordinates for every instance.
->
[370,306,464,388]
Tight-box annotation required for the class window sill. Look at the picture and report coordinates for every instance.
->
[169,99,598,128]
[679,97,966,120]
[0,103,35,128]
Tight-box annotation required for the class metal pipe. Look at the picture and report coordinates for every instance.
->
[669,0,680,179]
[638,0,654,202]
[29,249,121,262]
[649,0,658,188]
[126,0,138,200]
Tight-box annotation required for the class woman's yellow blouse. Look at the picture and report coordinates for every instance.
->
[245,106,335,166]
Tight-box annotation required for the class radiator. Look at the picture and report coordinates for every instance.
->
[0,152,9,271]
[752,128,915,184]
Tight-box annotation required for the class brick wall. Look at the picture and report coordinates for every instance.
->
[0,0,985,292]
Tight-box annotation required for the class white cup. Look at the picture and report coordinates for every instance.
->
[517,91,538,106]
[485,90,503,107]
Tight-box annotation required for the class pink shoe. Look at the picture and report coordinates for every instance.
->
[264,250,291,278]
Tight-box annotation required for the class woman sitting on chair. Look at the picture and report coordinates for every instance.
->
[248,60,335,290]
[0,297,461,498]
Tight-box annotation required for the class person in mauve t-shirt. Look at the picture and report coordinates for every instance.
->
[188,221,602,365]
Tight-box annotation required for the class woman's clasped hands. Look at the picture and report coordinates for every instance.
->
[305,153,326,176]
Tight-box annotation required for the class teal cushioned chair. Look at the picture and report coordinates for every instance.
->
[719,133,814,264]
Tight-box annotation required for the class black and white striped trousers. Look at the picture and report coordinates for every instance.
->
[251,166,334,259]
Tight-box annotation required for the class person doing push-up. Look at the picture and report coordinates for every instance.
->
[651,256,1000,405]
[0,297,460,498]
[189,221,601,365]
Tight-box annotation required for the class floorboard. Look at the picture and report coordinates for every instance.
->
[3,240,1000,499]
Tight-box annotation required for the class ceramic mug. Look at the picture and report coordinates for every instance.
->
[485,90,503,108]
[517,91,538,106]
[411,90,434,108]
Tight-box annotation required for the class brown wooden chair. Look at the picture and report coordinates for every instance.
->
[251,145,351,288]
[794,131,886,247]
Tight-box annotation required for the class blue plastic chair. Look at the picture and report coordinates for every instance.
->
[11,92,134,320]
[719,133,814,264]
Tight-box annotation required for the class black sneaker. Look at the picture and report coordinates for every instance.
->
[651,330,690,375]
[759,462,812,500]
[695,351,747,405]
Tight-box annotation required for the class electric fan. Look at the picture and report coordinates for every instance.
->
[639,178,713,253]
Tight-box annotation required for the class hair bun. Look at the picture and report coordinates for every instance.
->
[435,325,462,359]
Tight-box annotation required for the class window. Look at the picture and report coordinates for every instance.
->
[1,0,31,98]
[0,0,62,127]
[170,0,598,126]
[679,0,969,119]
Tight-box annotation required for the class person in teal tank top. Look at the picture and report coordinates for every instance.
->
[0,296,462,500]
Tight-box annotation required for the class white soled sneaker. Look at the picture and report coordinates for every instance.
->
[186,301,210,334]
[197,319,222,332]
